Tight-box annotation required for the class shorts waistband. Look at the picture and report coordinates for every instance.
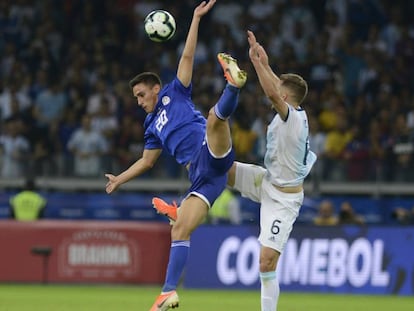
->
[273,184,303,193]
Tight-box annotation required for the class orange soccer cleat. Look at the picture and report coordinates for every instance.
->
[152,197,178,223]
[149,291,179,311]
[217,52,247,88]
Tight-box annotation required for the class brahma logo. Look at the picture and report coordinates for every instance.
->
[68,244,130,266]
[59,230,139,279]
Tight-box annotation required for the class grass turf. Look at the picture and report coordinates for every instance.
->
[0,284,412,311]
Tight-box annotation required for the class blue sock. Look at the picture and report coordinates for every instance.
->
[214,84,240,120]
[162,240,190,292]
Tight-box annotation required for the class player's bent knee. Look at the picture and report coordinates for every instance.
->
[260,259,276,272]
[171,221,194,240]
[260,252,279,272]
[208,107,218,119]
[207,108,226,127]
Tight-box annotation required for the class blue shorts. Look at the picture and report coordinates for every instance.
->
[186,142,235,207]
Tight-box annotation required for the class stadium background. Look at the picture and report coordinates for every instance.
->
[1,0,414,304]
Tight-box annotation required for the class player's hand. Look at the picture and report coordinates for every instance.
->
[247,30,260,63]
[247,30,257,46]
[256,44,269,66]
[194,0,216,18]
[105,174,119,194]
[248,30,269,66]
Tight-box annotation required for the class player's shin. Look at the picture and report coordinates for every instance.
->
[213,84,240,120]
[162,240,190,292]
[260,271,280,311]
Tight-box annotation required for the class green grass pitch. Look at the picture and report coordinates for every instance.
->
[0,284,412,311]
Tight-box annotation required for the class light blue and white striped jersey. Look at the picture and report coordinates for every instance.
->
[264,104,317,187]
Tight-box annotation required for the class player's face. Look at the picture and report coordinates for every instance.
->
[132,83,159,113]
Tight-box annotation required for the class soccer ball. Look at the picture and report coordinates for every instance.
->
[144,10,176,42]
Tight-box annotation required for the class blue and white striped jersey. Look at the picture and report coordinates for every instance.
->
[264,104,317,187]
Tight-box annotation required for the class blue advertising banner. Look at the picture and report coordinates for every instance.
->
[184,225,414,295]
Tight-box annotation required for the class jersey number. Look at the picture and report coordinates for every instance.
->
[271,219,282,235]
[155,110,168,132]
[303,135,310,165]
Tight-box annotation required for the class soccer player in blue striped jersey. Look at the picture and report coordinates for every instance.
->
[104,1,247,310]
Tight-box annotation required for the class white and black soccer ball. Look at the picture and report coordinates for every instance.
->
[144,10,176,42]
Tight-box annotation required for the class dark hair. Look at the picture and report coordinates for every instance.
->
[129,72,162,89]
[25,179,35,190]
[280,73,308,104]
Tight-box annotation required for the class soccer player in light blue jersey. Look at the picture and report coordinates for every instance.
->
[104,1,247,310]
[227,30,317,311]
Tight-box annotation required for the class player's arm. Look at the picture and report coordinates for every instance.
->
[177,0,216,87]
[247,30,288,120]
[105,148,162,194]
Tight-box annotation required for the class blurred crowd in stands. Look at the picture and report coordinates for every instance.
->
[1,0,414,183]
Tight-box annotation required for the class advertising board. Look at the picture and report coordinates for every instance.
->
[185,225,414,295]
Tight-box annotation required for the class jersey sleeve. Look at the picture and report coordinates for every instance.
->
[144,128,162,150]
[171,77,192,100]
[283,106,310,146]
[284,105,301,130]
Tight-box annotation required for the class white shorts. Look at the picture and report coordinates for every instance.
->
[232,162,304,253]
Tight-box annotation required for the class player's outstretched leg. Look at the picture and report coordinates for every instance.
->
[212,53,247,122]
[149,290,179,311]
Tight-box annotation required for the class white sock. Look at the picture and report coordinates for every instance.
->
[260,271,280,311]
